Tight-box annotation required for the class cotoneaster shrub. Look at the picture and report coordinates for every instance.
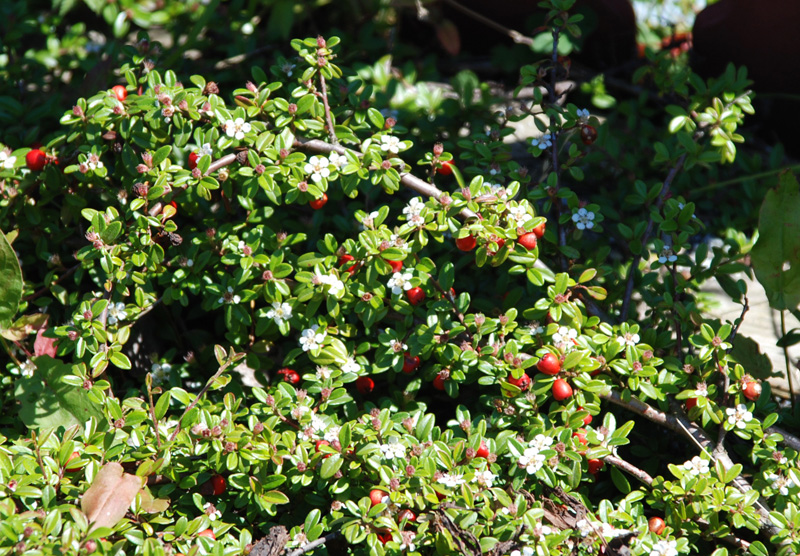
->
[1,1,799,556]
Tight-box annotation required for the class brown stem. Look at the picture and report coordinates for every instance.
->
[620,153,687,321]
[168,357,235,443]
[288,531,339,556]
[441,0,535,47]
[293,138,477,219]
[22,263,80,302]
[318,72,338,145]
[604,454,654,485]
[146,380,163,450]
[600,390,780,538]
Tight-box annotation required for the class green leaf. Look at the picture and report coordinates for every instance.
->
[0,229,23,328]
[752,171,800,310]
[610,466,630,493]
[262,490,290,505]
[14,357,105,431]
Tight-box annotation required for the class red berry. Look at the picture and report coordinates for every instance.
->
[402,353,420,374]
[438,160,454,175]
[455,234,477,252]
[309,193,328,210]
[369,489,386,506]
[397,509,416,523]
[26,149,47,171]
[552,378,573,401]
[588,458,604,475]
[277,368,300,385]
[338,254,358,275]
[475,441,489,459]
[315,440,331,458]
[508,373,531,391]
[686,397,697,410]
[433,372,447,391]
[537,353,562,375]
[111,85,128,102]
[356,376,375,395]
[377,532,392,545]
[648,516,666,535]
[188,152,200,170]
[518,232,538,250]
[211,474,226,495]
[197,529,215,540]
[743,380,761,401]
[65,451,81,470]
[407,287,425,305]
[578,407,593,425]
[532,221,546,238]
[487,238,505,256]
[387,259,403,273]
[441,287,456,300]
[580,124,597,145]
[573,428,588,446]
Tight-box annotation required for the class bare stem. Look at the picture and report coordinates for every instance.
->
[168,358,234,443]
[146,380,163,450]
[620,153,687,320]
[441,0,535,47]
[288,531,339,556]
[780,310,796,413]
[604,454,653,485]
[318,72,338,145]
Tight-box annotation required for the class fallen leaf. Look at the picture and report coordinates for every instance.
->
[81,462,142,530]
[34,325,57,357]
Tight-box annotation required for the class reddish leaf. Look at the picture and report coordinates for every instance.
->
[436,19,461,55]
[34,326,57,357]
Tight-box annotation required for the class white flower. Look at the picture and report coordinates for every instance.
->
[342,357,360,374]
[530,434,553,451]
[299,325,326,352]
[437,473,465,488]
[203,502,222,521]
[389,338,407,351]
[510,547,534,556]
[328,151,347,170]
[577,108,590,120]
[323,425,341,443]
[528,322,544,335]
[218,286,241,305]
[107,302,127,325]
[304,156,331,183]
[399,531,416,551]
[387,271,414,295]
[507,203,533,226]
[224,117,251,140]
[683,456,710,476]
[380,135,401,154]
[360,210,380,229]
[617,332,640,347]
[575,518,595,537]
[18,360,36,378]
[199,143,213,157]
[531,133,552,150]
[726,403,753,429]
[325,274,345,296]
[473,469,496,487]
[287,532,308,549]
[402,197,425,226]
[151,363,172,386]
[658,245,678,264]
[650,539,678,556]
[694,383,708,397]
[765,472,794,495]
[316,366,332,380]
[266,301,292,325]
[572,207,596,230]
[86,153,103,170]
[379,437,407,459]
[553,326,578,345]
[281,61,296,77]
[518,447,545,474]
[0,152,17,169]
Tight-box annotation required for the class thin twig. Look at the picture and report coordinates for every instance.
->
[600,390,781,538]
[441,0,535,47]
[766,425,800,452]
[620,153,687,321]
[604,454,653,485]
[146,379,163,450]
[167,357,235,443]
[293,138,477,219]
[22,263,80,302]
[727,294,749,345]
[318,73,338,145]
[288,531,339,556]
[780,310,796,413]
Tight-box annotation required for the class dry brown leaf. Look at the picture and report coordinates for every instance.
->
[81,462,142,530]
